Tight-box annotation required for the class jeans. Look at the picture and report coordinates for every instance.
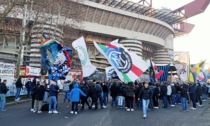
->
[71,102,79,112]
[118,96,124,106]
[202,93,207,100]
[49,96,57,111]
[99,94,103,107]
[176,93,181,104]
[103,93,108,106]
[43,91,48,102]
[171,94,176,105]
[0,94,6,110]
[181,97,187,110]
[15,88,21,99]
[111,96,117,106]
[163,96,168,108]
[63,91,69,102]
[142,99,150,116]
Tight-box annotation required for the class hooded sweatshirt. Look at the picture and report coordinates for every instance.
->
[69,83,86,102]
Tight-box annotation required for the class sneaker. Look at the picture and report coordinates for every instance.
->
[75,112,78,115]
[48,111,52,114]
[191,107,196,110]
[126,109,130,111]
[154,107,159,109]
[171,105,175,107]
[131,109,134,111]
[143,115,146,119]
[33,110,37,113]
[198,104,203,107]
[1,109,7,111]
[70,111,74,114]
[53,110,58,114]
[103,106,107,108]
[37,111,42,114]
[30,108,34,112]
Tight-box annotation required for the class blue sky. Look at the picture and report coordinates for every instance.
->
[152,0,210,64]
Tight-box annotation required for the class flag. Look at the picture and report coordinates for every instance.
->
[72,37,96,77]
[146,60,164,81]
[189,60,205,82]
[94,40,149,82]
[105,66,119,81]
[157,64,170,82]
[174,64,188,82]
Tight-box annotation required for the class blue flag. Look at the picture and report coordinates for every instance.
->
[157,64,170,82]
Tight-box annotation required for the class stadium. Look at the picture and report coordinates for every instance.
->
[0,0,209,73]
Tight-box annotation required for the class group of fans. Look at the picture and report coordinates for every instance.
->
[1,78,210,119]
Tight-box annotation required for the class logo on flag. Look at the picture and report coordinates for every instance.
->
[108,48,132,73]
[72,37,96,78]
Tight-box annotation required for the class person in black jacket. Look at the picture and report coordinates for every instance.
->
[125,82,135,111]
[189,83,197,110]
[81,82,91,110]
[110,82,118,107]
[161,83,168,108]
[180,84,189,112]
[30,80,39,112]
[34,82,46,113]
[139,82,152,119]
[25,79,32,99]
[15,77,23,101]
[102,82,109,108]
[153,83,160,109]
[0,80,9,111]
[196,83,203,106]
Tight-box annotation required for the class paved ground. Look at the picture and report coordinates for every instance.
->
[1,96,210,126]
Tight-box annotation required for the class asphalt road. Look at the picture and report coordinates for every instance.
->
[1,97,210,126]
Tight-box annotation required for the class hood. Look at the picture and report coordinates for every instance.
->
[74,83,79,88]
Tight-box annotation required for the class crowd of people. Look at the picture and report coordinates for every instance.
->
[1,78,210,119]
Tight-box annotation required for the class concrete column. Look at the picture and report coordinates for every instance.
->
[120,39,142,57]
[153,34,174,64]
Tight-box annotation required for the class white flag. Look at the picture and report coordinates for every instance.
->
[72,37,96,77]
[105,66,114,81]
[174,64,188,82]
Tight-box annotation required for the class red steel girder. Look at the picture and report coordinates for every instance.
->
[173,0,210,18]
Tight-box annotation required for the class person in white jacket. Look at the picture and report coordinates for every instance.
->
[167,84,172,106]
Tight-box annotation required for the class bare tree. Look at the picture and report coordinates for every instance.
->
[0,0,85,77]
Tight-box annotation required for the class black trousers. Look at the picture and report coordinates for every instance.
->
[126,96,134,109]
[153,95,159,107]
[197,95,203,105]
[71,102,79,111]
[167,95,171,105]
[91,97,98,109]
[81,97,90,108]
[31,95,35,109]
[190,93,196,108]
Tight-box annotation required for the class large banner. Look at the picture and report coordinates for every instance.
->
[0,62,15,86]
[94,40,149,82]
[174,64,188,82]
[26,66,41,76]
[72,37,96,78]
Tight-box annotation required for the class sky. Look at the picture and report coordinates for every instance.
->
[151,0,210,64]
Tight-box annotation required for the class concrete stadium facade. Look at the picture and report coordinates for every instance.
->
[0,0,178,70]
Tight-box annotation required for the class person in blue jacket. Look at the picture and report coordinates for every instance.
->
[69,83,86,114]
